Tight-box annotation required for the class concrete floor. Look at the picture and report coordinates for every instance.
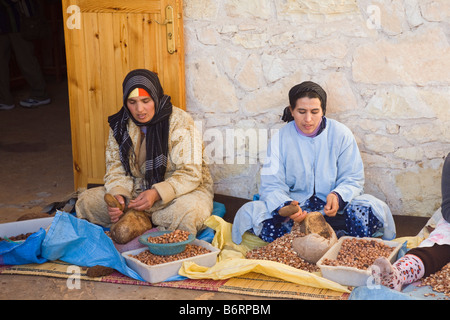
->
[0,78,429,301]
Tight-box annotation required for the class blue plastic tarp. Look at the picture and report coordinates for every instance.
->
[0,201,226,282]
[0,228,48,265]
[349,285,415,300]
[40,202,226,281]
[41,211,143,280]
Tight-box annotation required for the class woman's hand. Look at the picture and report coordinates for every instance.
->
[324,192,339,217]
[278,201,307,223]
[128,189,161,212]
[107,194,125,223]
[289,205,308,223]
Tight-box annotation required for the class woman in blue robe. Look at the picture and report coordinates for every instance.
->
[232,81,395,244]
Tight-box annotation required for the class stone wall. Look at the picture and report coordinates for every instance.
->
[182,0,450,217]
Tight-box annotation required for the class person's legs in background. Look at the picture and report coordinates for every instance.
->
[8,33,50,108]
[0,34,15,110]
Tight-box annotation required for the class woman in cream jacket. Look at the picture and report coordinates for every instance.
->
[75,69,213,236]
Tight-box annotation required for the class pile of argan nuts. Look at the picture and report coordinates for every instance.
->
[419,263,450,297]
[131,244,211,266]
[246,230,319,273]
[1,233,34,242]
[322,238,395,270]
[147,229,190,244]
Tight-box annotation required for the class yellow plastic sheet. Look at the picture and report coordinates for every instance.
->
[179,215,350,293]
[392,236,424,250]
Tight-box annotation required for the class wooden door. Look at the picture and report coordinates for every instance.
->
[62,0,185,189]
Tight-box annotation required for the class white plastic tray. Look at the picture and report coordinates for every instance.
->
[316,236,402,287]
[0,217,54,238]
[122,239,219,283]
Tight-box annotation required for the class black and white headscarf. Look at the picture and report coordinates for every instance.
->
[108,69,173,189]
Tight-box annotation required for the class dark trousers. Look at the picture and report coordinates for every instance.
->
[0,33,48,104]
[408,243,450,277]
